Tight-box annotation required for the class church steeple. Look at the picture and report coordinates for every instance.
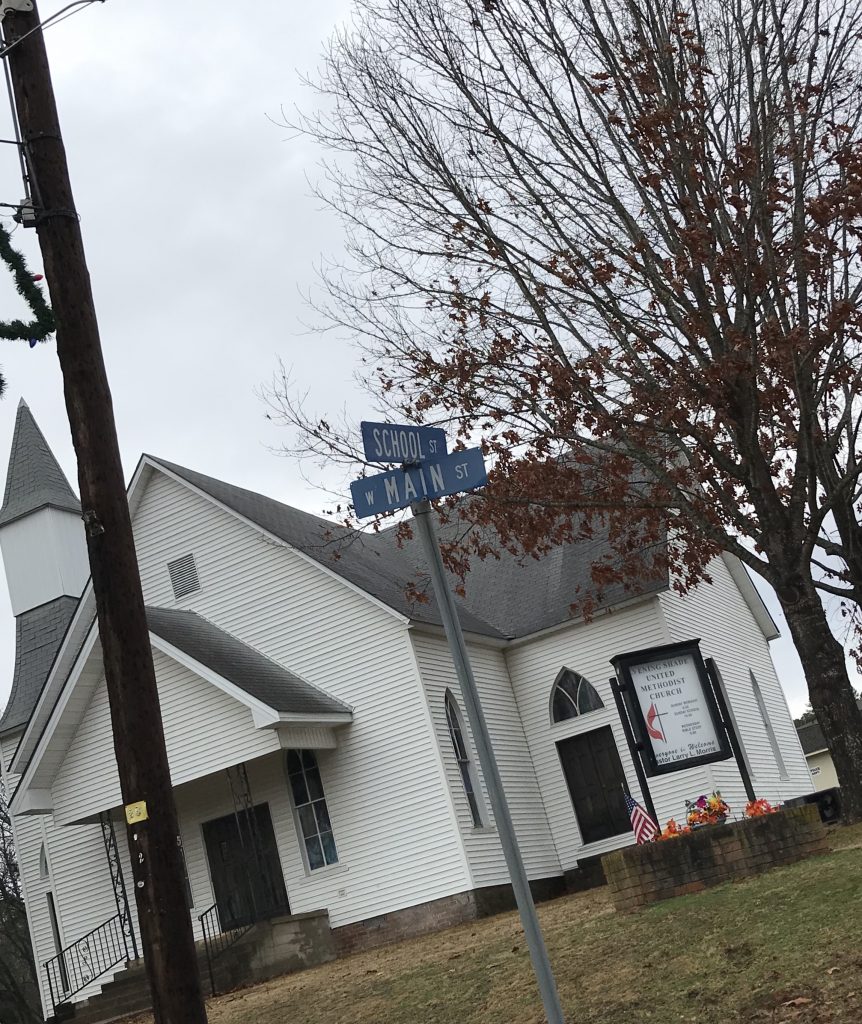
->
[0,399,80,528]
[0,400,88,616]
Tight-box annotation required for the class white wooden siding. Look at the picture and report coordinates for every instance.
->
[0,739,54,1017]
[505,598,718,867]
[412,632,561,887]
[658,555,812,810]
[13,814,65,1016]
[51,650,283,826]
[174,748,467,932]
[1,734,127,1018]
[49,469,469,932]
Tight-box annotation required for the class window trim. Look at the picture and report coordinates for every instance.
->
[550,667,605,724]
[46,891,68,991]
[285,749,339,872]
[177,832,193,909]
[750,670,790,781]
[712,664,756,781]
[444,691,486,828]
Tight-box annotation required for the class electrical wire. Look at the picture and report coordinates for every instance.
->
[0,0,105,61]
[0,0,106,216]
[37,0,102,34]
[2,37,27,191]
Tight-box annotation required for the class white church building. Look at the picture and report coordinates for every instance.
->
[0,401,812,1021]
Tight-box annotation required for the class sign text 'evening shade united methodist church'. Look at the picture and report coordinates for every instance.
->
[611,640,733,776]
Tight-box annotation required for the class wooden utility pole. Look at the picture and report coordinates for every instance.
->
[1,6,207,1022]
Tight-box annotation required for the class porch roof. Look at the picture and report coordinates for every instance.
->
[145,606,351,717]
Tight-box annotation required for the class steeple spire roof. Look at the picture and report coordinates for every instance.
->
[0,399,80,528]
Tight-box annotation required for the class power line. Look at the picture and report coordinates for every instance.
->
[0,1,104,61]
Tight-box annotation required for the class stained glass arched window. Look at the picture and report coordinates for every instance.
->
[551,668,604,723]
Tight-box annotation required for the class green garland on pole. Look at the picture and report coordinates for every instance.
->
[0,220,55,343]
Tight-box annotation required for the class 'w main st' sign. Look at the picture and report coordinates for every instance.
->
[350,447,487,518]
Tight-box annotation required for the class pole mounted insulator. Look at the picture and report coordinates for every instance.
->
[0,0,33,18]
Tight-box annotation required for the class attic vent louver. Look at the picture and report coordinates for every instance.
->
[167,553,200,600]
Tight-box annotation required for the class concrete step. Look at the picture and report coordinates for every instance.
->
[68,963,150,1024]
[67,936,250,1023]
[63,910,334,1024]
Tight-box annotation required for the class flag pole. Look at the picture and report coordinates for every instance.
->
[610,676,658,823]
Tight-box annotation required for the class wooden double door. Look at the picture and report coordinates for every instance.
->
[557,726,632,845]
[202,803,290,930]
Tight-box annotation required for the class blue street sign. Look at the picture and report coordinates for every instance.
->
[351,447,486,518]
[361,421,448,465]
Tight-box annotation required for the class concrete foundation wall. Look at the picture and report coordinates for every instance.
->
[332,875,564,955]
[211,911,336,991]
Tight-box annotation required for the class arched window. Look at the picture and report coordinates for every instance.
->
[39,842,49,880]
[445,692,484,827]
[551,668,604,723]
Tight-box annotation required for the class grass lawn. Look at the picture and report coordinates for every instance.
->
[129,824,862,1024]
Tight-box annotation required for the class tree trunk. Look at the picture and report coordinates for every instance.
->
[779,577,862,822]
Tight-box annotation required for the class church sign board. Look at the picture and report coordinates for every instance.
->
[611,639,733,777]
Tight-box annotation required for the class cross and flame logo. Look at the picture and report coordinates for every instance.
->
[646,702,666,742]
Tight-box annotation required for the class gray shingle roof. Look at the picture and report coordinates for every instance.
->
[0,595,79,735]
[148,457,506,638]
[145,606,351,717]
[795,701,862,756]
[148,457,667,639]
[0,400,80,528]
[796,719,827,756]
[385,517,668,638]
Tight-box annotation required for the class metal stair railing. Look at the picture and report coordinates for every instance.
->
[44,912,131,1013]
[198,903,254,997]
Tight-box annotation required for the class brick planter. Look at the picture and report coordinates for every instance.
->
[601,804,829,911]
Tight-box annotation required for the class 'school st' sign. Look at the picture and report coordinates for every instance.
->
[361,421,448,464]
[611,640,732,776]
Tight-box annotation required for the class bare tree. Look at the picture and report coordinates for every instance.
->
[0,782,40,1024]
[273,0,862,819]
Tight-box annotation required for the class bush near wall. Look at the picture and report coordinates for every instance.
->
[601,804,828,911]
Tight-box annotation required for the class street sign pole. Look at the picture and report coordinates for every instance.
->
[411,498,565,1024]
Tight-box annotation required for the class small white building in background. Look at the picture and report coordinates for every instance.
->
[795,705,862,793]
[0,400,813,1021]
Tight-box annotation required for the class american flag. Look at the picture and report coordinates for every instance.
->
[625,792,659,844]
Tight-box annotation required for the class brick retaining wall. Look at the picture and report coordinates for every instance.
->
[601,804,828,911]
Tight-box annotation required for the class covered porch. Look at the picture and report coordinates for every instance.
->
[43,742,347,1017]
[9,605,352,1016]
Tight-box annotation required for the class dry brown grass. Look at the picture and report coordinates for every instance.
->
[126,824,862,1024]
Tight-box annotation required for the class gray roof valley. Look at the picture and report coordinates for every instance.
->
[0,447,669,737]
[149,456,665,641]
[0,400,81,528]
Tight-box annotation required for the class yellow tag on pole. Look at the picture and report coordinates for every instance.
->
[125,800,148,825]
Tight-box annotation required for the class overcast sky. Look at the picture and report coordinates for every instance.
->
[0,0,854,720]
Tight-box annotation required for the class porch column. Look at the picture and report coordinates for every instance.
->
[99,811,139,960]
